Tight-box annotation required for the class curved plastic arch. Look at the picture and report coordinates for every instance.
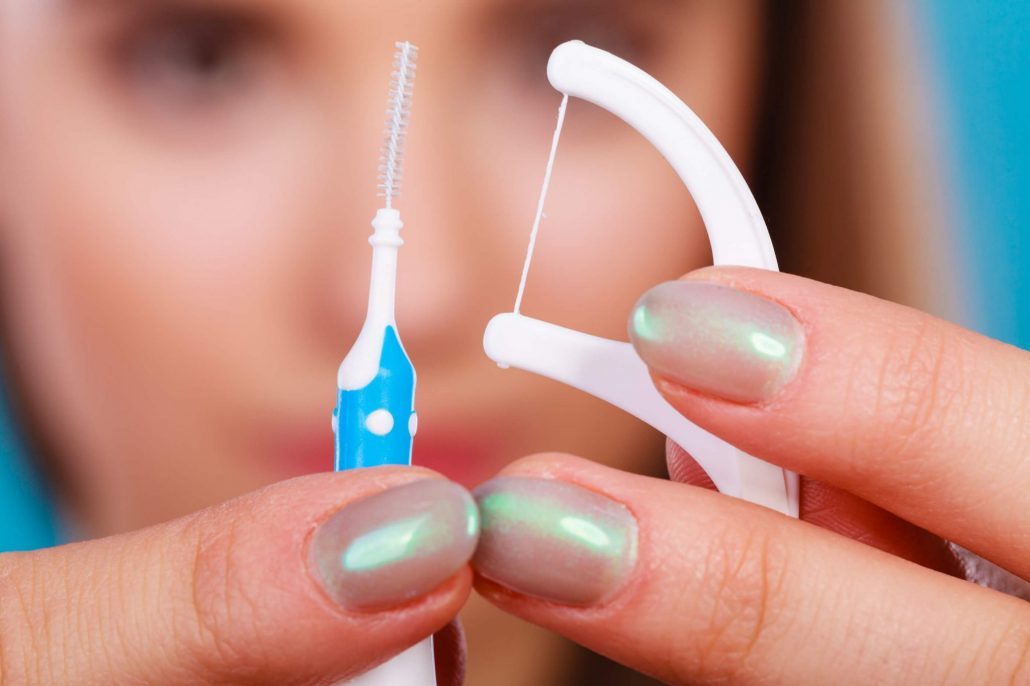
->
[484,41,798,517]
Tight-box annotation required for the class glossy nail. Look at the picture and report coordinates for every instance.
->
[473,476,637,606]
[629,281,804,403]
[308,479,479,610]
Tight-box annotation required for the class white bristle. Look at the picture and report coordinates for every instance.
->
[378,41,418,209]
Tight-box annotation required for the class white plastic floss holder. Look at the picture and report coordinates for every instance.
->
[484,40,800,518]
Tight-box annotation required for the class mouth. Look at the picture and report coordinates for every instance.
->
[270,423,500,488]
[413,429,500,488]
[270,429,335,477]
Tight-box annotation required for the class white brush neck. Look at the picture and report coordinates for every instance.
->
[367,208,403,327]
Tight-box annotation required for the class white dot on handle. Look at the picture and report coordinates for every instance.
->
[408,413,418,436]
[365,409,394,436]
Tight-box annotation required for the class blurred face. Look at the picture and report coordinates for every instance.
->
[0,0,762,534]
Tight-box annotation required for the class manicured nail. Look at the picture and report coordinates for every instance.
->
[629,281,804,403]
[308,479,479,611]
[473,476,637,606]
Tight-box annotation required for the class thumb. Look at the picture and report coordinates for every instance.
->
[0,468,479,685]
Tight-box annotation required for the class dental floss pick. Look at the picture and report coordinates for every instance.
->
[333,42,436,686]
[484,41,800,518]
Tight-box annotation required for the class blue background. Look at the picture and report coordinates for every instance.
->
[924,1,1030,349]
[2,4,1028,551]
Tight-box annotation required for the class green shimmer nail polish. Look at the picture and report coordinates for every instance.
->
[309,479,479,610]
[629,281,804,403]
[473,476,638,606]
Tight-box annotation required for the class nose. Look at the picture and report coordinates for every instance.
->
[386,53,515,364]
[313,50,493,365]
[393,100,479,348]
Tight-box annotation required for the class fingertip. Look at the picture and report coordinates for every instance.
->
[192,471,477,681]
[665,439,717,489]
[306,479,479,611]
[489,451,590,477]
[482,453,624,500]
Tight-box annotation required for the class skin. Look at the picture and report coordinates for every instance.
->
[475,268,1030,684]
[0,0,1024,684]
[0,465,476,685]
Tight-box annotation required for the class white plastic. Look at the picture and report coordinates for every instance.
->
[342,639,436,686]
[338,208,403,390]
[483,41,799,517]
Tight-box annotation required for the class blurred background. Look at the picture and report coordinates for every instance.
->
[923,0,1030,350]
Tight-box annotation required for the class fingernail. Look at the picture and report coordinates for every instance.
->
[473,476,637,606]
[629,281,804,403]
[308,479,480,611]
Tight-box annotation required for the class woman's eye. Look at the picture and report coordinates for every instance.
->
[503,1,665,84]
[112,11,267,110]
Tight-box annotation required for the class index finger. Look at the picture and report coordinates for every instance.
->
[629,267,1030,578]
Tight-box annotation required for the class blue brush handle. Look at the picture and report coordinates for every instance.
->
[334,326,416,471]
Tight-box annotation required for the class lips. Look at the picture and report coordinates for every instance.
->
[272,429,335,477]
[413,429,500,488]
[270,424,499,488]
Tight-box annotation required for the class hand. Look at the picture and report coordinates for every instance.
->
[470,267,1029,685]
[0,468,478,685]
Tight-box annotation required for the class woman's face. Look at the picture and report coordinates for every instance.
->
[0,0,762,534]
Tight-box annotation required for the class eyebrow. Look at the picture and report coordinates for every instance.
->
[65,0,233,6]
[58,0,285,28]
[61,0,264,13]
